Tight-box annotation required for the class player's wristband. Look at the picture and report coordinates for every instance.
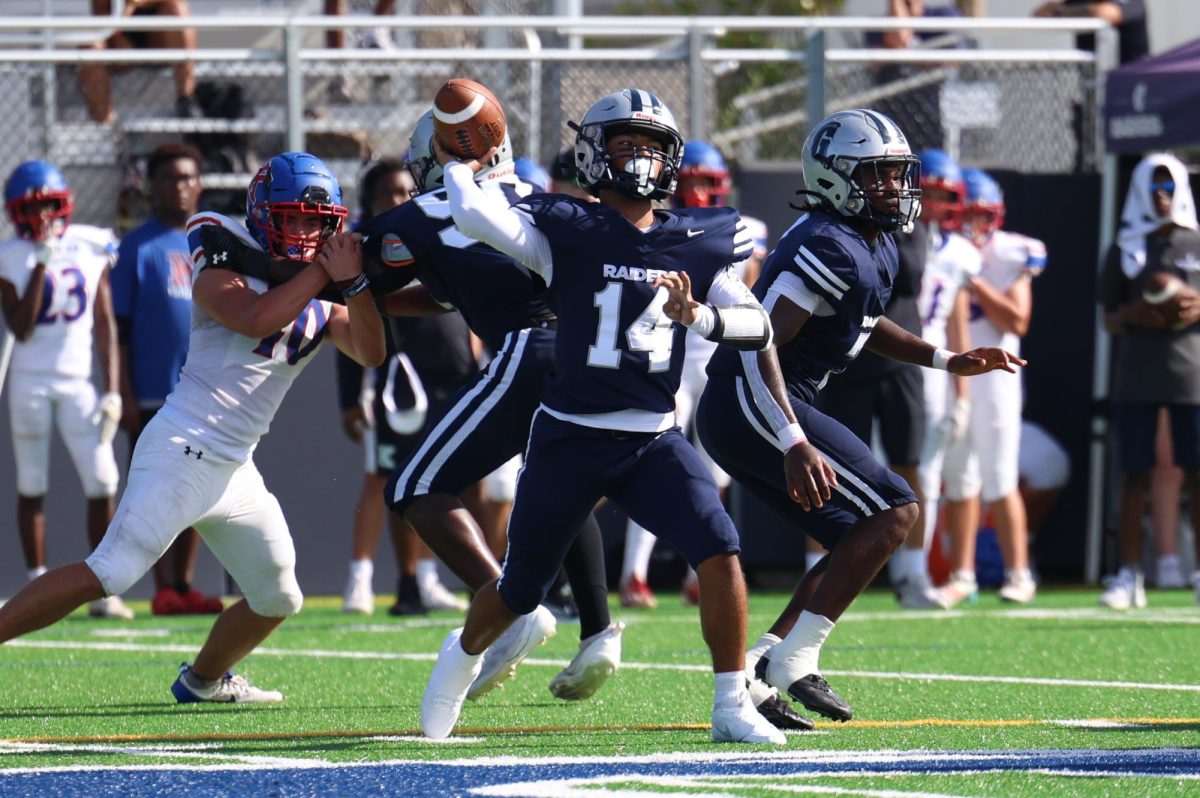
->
[931,348,955,371]
[339,273,371,299]
[688,303,716,337]
[778,422,807,450]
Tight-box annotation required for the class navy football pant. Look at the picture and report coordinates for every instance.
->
[497,411,740,615]
[697,374,918,551]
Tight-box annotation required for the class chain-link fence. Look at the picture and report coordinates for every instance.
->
[0,14,1110,238]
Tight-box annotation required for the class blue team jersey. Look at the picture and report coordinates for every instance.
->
[708,210,898,403]
[360,183,555,352]
[110,218,193,404]
[519,196,750,416]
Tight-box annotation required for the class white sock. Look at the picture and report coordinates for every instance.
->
[416,558,438,586]
[1006,567,1033,583]
[622,522,657,584]
[777,611,835,676]
[27,566,47,582]
[713,670,747,710]
[896,547,924,582]
[804,551,824,573]
[746,632,782,673]
[349,559,373,581]
[950,569,976,584]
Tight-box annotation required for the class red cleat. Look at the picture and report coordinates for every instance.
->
[152,587,186,616]
[178,589,224,615]
[619,576,658,609]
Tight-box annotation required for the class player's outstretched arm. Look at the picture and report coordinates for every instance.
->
[193,258,330,341]
[316,233,386,368]
[945,347,1026,376]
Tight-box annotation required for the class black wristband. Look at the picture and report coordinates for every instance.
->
[340,272,370,298]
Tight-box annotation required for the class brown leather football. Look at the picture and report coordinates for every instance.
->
[432,79,507,160]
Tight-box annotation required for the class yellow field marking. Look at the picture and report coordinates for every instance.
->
[4,717,1197,746]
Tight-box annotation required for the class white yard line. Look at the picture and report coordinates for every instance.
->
[9,638,1198,693]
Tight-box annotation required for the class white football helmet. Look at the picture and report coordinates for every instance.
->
[405,109,515,194]
[570,89,684,201]
[800,108,921,233]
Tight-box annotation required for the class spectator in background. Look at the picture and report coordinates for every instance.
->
[78,0,199,124]
[1033,0,1149,66]
[338,158,472,616]
[1099,153,1200,610]
[0,160,130,620]
[113,141,222,616]
[324,0,397,103]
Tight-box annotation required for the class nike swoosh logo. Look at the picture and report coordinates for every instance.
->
[360,235,370,243]
[686,229,704,238]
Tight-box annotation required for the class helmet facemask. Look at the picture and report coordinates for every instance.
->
[6,190,73,241]
[920,178,963,231]
[572,120,682,201]
[261,184,347,261]
[845,157,922,234]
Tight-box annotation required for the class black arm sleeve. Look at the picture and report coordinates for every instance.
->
[335,349,364,411]
[197,225,415,305]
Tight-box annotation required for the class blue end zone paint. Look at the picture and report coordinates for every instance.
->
[2,747,1199,797]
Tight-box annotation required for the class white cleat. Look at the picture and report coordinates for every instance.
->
[89,595,135,620]
[711,697,787,745]
[172,663,283,704]
[938,571,979,608]
[549,621,624,701]
[998,572,1038,605]
[897,573,952,610]
[342,574,375,615]
[421,628,483,739]
[420,579,470,612]
[467,605,556,700]
[1099,568,1146,610]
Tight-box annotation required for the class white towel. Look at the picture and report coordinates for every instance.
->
[1117,153,1198,279]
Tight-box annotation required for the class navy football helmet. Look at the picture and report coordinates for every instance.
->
[673,140,732,208]
[570,89,683,201]
[246,152,348,261]
[405,109,514,194]
[4,160,74,241]
[800,109,921,233]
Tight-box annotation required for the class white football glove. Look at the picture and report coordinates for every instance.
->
[939,397,971,447]
[93,392,122,445]
[34,236,60,266]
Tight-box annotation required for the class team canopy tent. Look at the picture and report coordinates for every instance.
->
[1106,37,1200,154]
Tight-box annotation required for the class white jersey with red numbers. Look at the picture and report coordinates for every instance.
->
[0,224,117,380]
[967,229,1046,354]
[918,227,981,349]
[154,213,334,463]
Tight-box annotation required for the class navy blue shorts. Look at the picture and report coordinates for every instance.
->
[1115,401,1200,473]
[385,328,553,511]
[697,374,918,551]
[497,411,740,615]
[815,365,925,467]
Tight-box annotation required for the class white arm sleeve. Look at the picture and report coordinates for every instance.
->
[443,162,555,283]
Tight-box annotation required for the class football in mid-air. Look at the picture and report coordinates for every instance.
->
[432,79,507,160]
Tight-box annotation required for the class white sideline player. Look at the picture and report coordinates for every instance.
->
[0,160,131,620]
[912,150,981,609]
[941,168,1044,606]
[0,152,385,703]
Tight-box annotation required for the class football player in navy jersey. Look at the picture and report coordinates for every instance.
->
[420,88,825,745]
[207,112,620,705]
[698,109,1025,724]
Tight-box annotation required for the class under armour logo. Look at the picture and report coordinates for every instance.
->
[211,251,228,264]
[183,446,203,460]
[686,229,704,238]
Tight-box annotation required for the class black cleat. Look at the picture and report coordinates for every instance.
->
[755,655,853,722]
[755,692,815,730]
[388,596,428,616]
